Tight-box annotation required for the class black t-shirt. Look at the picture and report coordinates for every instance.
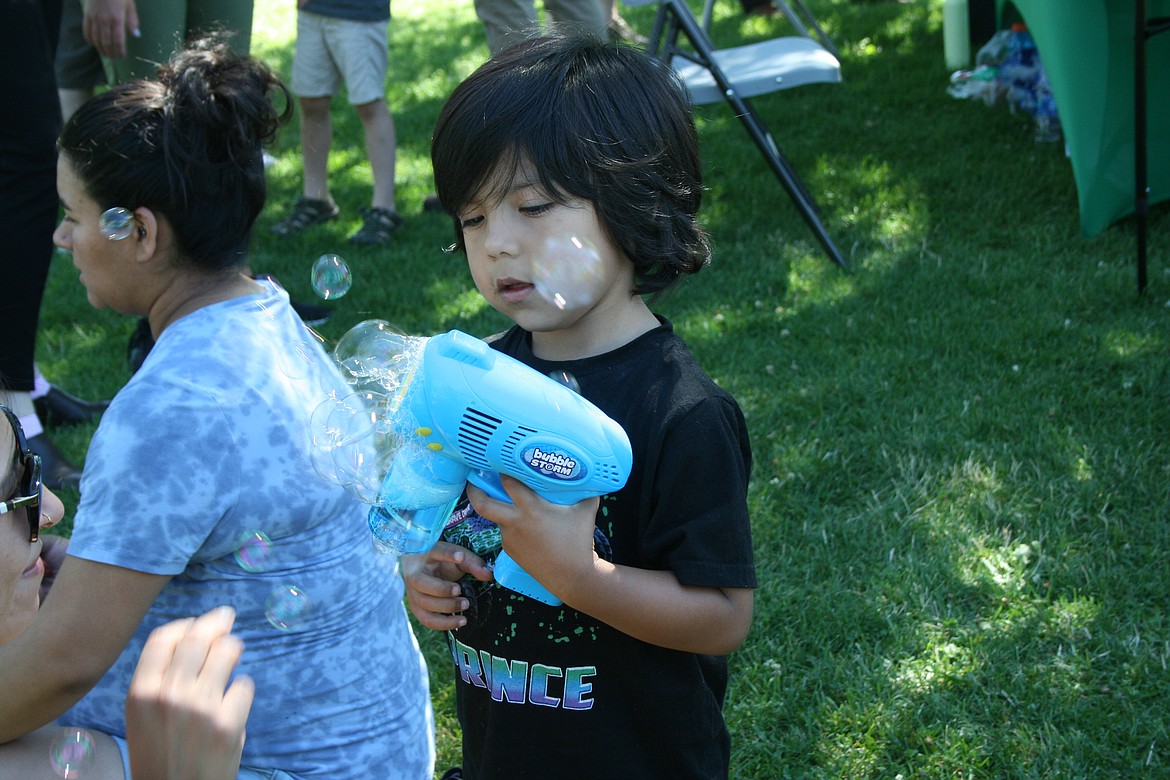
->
[442,318,756,780]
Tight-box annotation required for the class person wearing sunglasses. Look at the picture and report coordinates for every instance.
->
[1,404,255,779]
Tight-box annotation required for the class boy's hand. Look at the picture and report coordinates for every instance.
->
[467,476,600,602]
[401,543,492,631]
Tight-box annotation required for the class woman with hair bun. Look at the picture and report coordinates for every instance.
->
[0,36,434,780]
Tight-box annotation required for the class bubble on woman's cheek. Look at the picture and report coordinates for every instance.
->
[234,531,273,572]
[265,585,313,631]
[49,727,96,778]
[311,253,352,300]
[532,234,605,310]
[98,207,134,241]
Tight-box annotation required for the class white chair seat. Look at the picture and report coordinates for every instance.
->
[671,35,840,105]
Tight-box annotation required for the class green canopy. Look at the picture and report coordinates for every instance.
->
[1000,0,1170,236]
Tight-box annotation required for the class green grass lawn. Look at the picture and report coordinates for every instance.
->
[37,0,1170,776]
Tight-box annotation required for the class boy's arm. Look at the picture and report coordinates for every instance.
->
[468,479,754,656]
[401,543,494,631]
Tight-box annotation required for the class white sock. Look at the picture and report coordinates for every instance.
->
[31,366,51,400]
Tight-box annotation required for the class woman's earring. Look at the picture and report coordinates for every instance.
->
[99,207,135,241]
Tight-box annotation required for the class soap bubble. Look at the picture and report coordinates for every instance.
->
[532,234,605,310]
[278,335,321,381]
[99,207,134,241]
[332,320,421,399]
[234,530,273,572]
[312,391,386,450]
[265,585,313,630]
[547,370,581,395]
[311,254,352,300]
[49,727,95,779]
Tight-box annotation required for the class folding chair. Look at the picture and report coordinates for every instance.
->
[631,0,847,268]
[699,0,840,59]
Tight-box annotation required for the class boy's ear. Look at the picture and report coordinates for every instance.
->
[132,206,159,263]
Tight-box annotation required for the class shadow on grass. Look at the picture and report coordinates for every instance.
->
[35,0,1170,776]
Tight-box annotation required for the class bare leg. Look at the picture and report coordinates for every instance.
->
[354,98,398,213]
[299,95,335,206]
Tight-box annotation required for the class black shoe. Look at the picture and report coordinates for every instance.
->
[127,317,155,374]
[439,770,463,780]
[290,297,331,327]
[33,386,110,427]
[27,433,83,490]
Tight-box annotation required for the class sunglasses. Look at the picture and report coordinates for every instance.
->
[0,406,42,543]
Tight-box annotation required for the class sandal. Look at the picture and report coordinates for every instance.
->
[271,197,340,236]
[348,206,404,245]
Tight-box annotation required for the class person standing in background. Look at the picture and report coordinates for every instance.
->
[0,0,110,490]
[270,0,406,246]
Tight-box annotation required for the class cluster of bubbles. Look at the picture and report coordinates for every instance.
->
[308,320,424,506]
[303,320,587,511]
[258,233,595,606]
[49,728,95,779]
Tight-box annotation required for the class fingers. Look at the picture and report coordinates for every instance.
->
[129,607,240,711]
[83,0,138,59]
[220,674,256,727]
[407,600,469,631]
[86,16,126,58]
[129,617,196,701]
[411,541,493,582]
[125,0,140,42]
[402,543,493,630]
[403,564,470,631]
[162,607,238,689]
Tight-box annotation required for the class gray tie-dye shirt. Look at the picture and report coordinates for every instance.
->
[61,281,434,779]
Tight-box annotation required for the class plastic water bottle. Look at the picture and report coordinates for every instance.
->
[943,0,970,70]
[1032,66,1061,143]
[998,23,1039,115]
[947,65,1001,106]
[975,28,1013,68]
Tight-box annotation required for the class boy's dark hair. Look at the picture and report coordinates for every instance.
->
[432,34,709,297]
[58,33,291,272]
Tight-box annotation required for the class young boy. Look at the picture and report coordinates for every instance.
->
[402,35,756,779]
[272,0,403,245]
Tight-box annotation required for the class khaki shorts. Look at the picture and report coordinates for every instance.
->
[290,11,389,105]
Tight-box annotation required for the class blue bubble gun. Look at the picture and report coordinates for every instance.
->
[368,329,632,605]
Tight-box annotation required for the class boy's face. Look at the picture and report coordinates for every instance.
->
[457,165,644,359]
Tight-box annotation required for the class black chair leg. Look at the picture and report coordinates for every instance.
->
[732,93,849,268]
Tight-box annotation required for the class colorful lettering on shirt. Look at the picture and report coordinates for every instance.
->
[451,637,596,710]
